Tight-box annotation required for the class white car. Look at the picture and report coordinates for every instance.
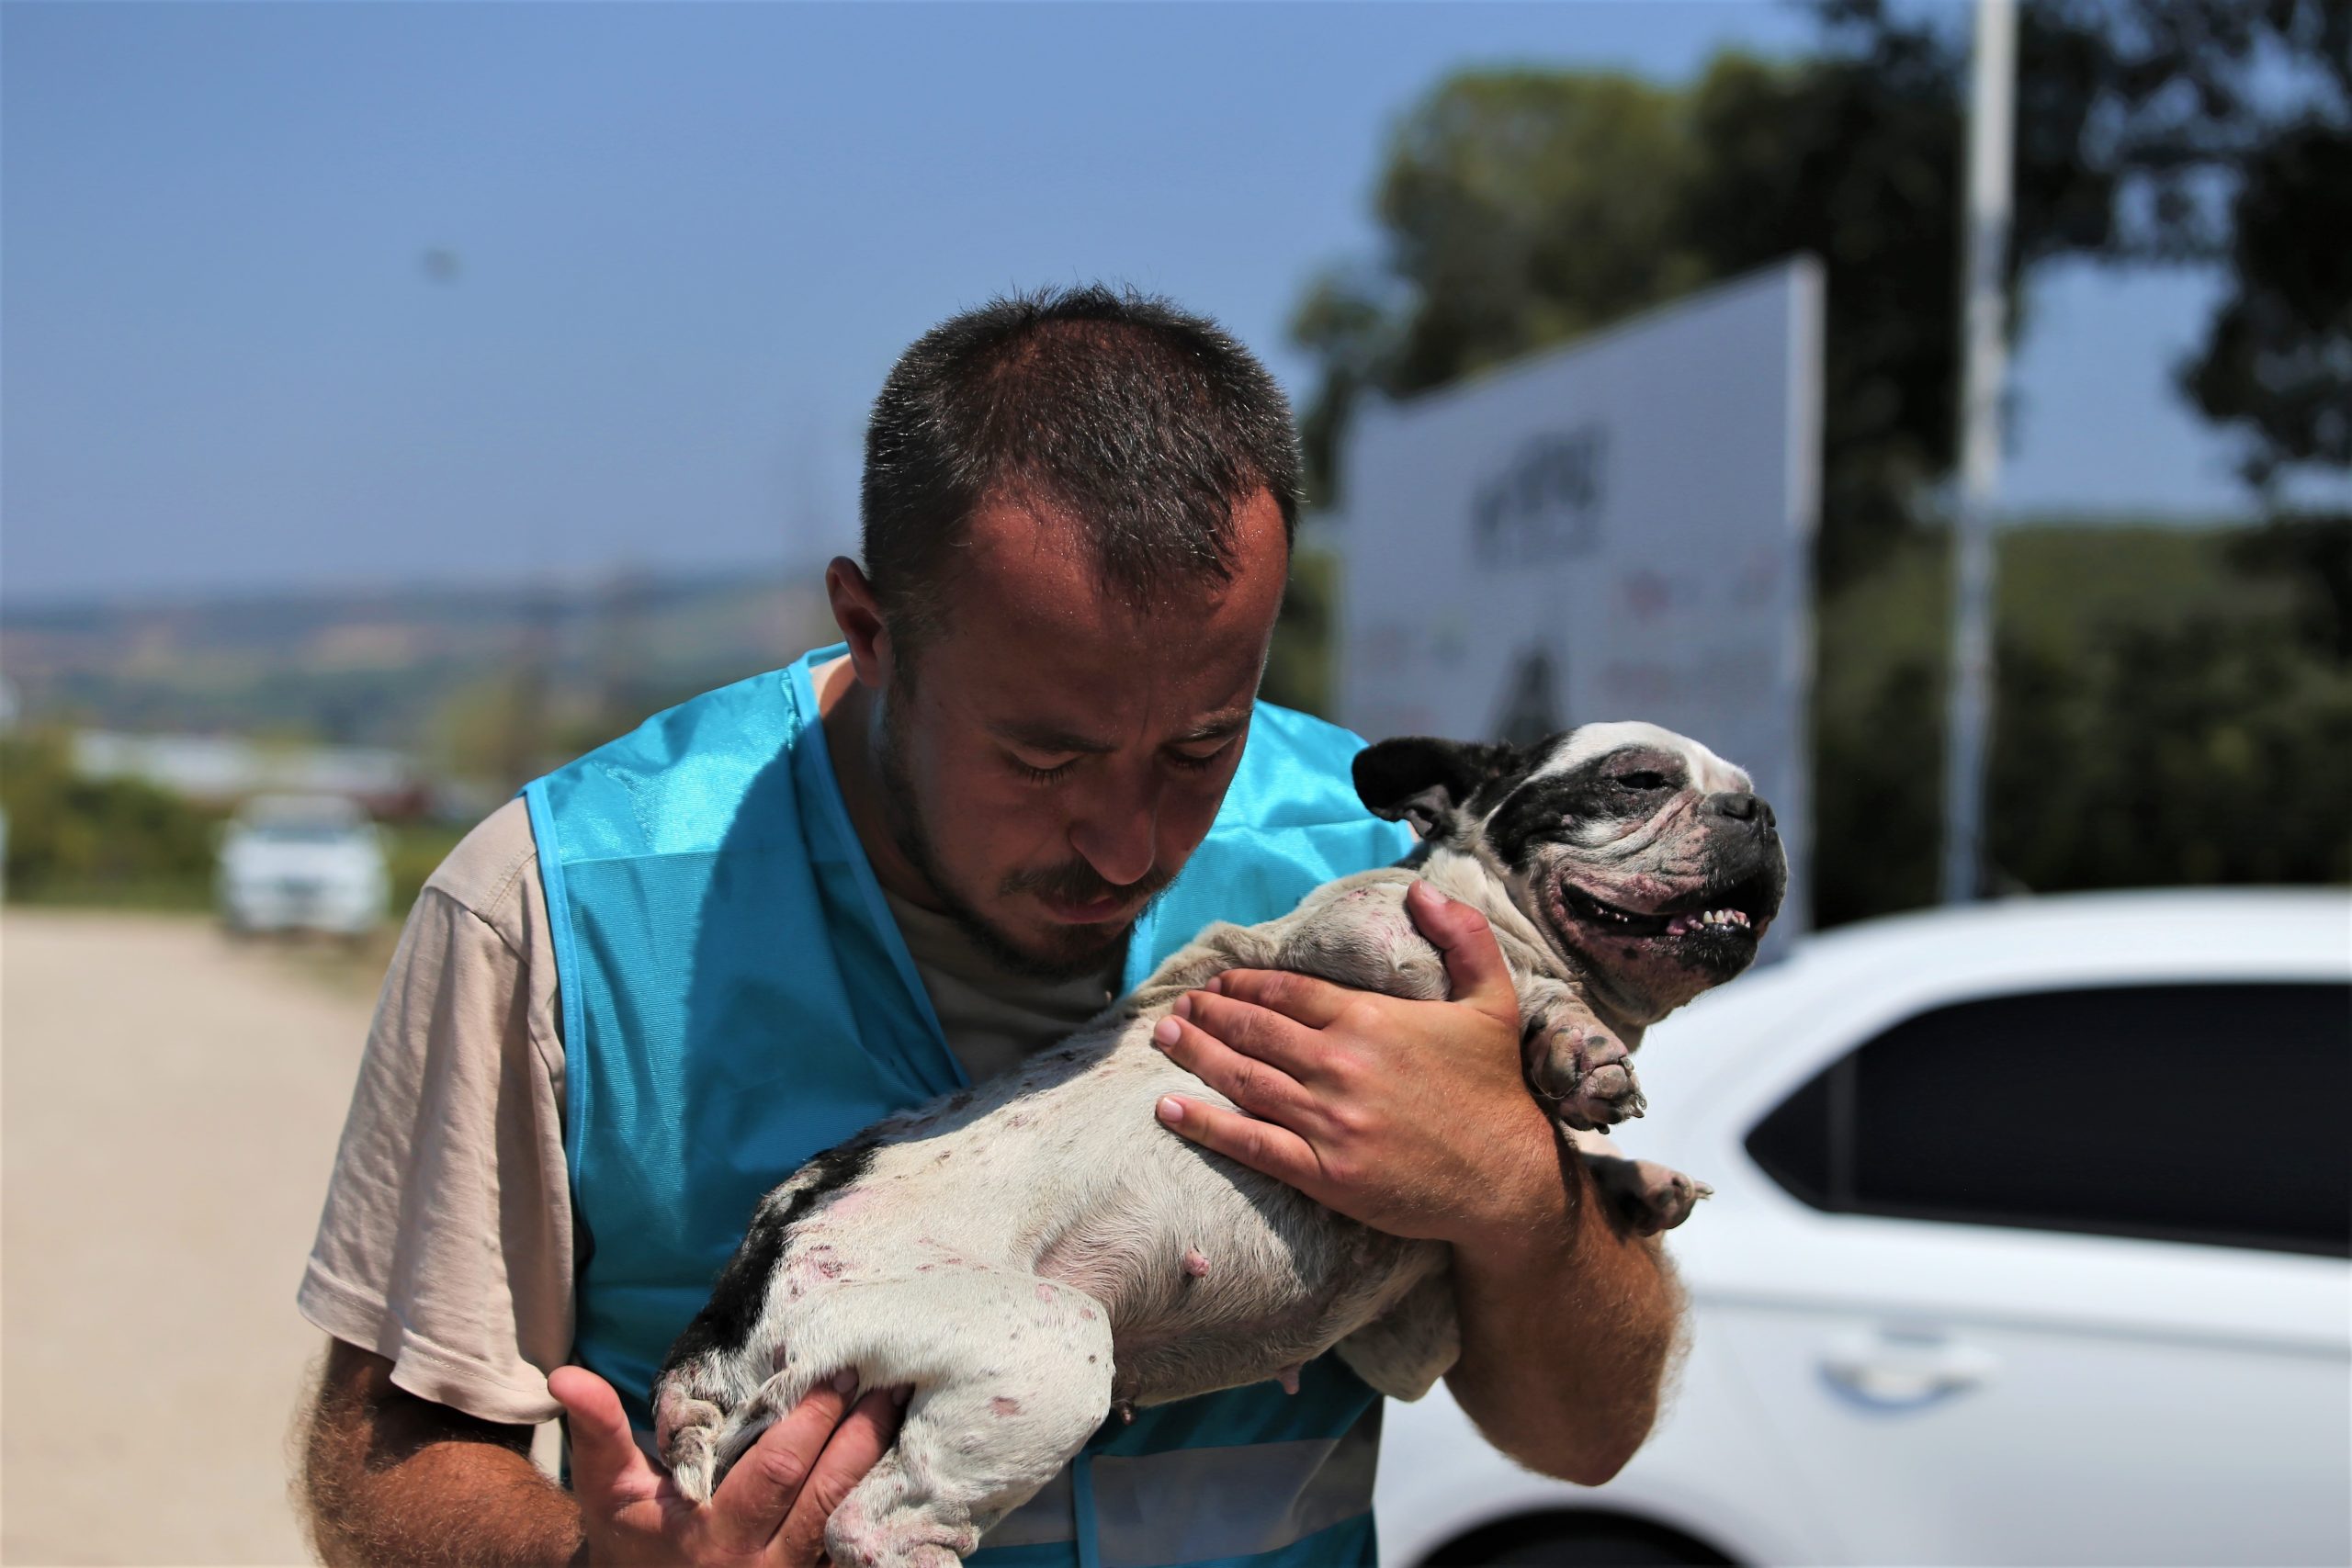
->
[216,793,390,938]
[1376,889,2351,1567]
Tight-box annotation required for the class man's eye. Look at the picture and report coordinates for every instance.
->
[1012,754,1080,785]
[1616,771,1668,791]
[1167,744,1232,774]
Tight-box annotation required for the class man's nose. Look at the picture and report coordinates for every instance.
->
[1702,791,1776,835]
[1069,776,1162,888]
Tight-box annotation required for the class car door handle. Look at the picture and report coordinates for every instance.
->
[1819,1331,1999,1411]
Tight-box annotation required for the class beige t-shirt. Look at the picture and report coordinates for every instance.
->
[297,798,1119,1426]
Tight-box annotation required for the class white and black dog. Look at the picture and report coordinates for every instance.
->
[653,722,1786,1564]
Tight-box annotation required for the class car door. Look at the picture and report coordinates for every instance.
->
[1687,978,2351,1567]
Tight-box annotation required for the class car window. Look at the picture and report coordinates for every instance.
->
[1746,983,2351,1258]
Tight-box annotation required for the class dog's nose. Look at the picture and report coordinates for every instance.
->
[1704,791,1775,833]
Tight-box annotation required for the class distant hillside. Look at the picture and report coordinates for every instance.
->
[2,570,837,766]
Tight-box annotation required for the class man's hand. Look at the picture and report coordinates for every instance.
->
[1146,879,1681,1485]
[1148,878,1565,1248]
[551,1365,907,1567]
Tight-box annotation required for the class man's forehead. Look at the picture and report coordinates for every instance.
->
[917,489,1287,703]
[954,486,1283,620]
[965,625,1261,747]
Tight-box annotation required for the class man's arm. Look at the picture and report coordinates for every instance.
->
[1147,880,1682,1483]
[300,1338,581,1567]
[1442,1138,1683,1483]
[300,1337,910,1567]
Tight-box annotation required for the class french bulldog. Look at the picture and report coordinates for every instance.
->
[652,722,1786,1564]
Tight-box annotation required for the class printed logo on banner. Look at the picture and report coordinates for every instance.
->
[1491,648,1566,747]
[1470,426,1608,567]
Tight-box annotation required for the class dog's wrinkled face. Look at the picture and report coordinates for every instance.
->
[1355,723,1788,1021]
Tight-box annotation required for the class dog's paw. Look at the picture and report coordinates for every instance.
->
[1524,1010,1645,1130]
[1586,1154,1712,1235]
[653,1382,722,1502]
[652,1362,753,1504]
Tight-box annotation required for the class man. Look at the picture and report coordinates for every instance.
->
[297,286,1681,1567]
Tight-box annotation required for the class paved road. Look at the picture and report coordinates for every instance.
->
[3,911,380,1566]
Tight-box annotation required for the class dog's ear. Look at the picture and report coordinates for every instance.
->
[1353,737,1527,838]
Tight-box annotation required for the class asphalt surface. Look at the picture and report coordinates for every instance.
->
[3,910,383,1565]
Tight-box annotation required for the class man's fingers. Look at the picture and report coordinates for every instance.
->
[770,1385,909,1565]
[707,1372,856,1553]
[1201,967,1355,1029]
[548,1365,660,1508]
[1157,1094,1327,1196]
[1404,880,1520,1028]
[1169,989,1329,1082]
[1151,1012,1313,1121]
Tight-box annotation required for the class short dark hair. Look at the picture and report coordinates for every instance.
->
[859,285,1302,646]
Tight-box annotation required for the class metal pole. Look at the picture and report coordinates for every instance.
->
[1941,0,2017,904]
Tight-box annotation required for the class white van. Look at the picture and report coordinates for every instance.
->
[216,793,389,938]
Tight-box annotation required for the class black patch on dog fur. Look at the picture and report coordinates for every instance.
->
[657,1133,879,1374]
[1353,737,1532,840]
[1484,747,1687,868]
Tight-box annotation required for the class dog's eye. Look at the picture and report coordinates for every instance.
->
[1615,772,1668,791]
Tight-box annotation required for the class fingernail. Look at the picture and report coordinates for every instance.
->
[1157,1096,1185,1124]
[832,1370,857,1394]
[893,1384,913,1407]
[1152,1017,1180,1048]
[1203,975,1224,994]
[1171,994,1192,1019]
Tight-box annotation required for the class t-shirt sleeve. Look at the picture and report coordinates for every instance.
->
[297,801,573,1427]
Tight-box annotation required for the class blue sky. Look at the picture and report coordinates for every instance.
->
[4,2,2338,604]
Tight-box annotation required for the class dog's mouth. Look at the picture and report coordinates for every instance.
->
[1548,873,1776,951]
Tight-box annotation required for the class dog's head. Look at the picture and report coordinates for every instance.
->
[1355,723,1787,1022]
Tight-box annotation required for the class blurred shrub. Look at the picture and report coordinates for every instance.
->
[1814,517,2352,924]
[1262,548,1340,717]
[0,729,219,908]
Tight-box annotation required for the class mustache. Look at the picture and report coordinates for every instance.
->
[1001,858,1177,908]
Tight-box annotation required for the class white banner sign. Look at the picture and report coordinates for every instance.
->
[1336,260,1823,947]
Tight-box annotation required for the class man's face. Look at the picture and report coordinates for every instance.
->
[876,488,1290,979]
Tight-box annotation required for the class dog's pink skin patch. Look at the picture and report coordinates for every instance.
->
[1183,1248,1210,1278]
[1276,1364,1302,1395]
[1035,1282,1057,1302]
[821,1188,876,1219]
[991,1396,1022,1416]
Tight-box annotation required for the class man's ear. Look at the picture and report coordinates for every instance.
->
[1352,737,1526,839]
[825,557,892,690]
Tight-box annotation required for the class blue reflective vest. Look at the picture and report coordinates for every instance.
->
[525,647,1414,1568]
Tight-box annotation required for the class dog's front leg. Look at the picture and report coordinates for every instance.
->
[1565,1127,1713,1236]
[1516,978,1645,1131]
[1519,984,1709,1236]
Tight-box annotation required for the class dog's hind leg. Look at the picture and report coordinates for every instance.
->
[806,1274,1114,1568]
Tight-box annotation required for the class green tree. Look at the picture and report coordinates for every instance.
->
[0,730,220,907]
[1292,72,1706,509]
[1295,0,2349,586]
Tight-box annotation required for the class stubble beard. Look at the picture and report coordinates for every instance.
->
[876,681,1163,984]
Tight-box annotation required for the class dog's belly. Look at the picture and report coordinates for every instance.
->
[1032,1174,1438,1406]
[771,1033,1443,1407]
